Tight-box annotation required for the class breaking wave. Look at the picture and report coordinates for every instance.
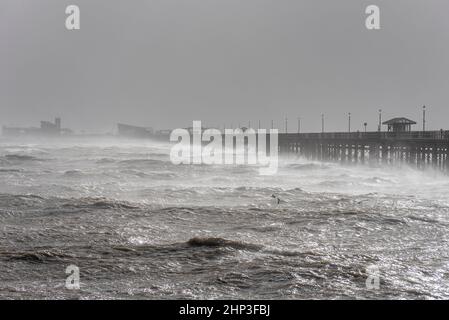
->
[186,237,263,250]
[1,154,46,163]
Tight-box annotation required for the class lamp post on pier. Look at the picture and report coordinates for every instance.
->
[321,114,325,133]
[422,105,426,132]
[378,109,382,132]
[348,113,351,133]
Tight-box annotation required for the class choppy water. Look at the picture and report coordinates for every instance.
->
[0,136,448,299]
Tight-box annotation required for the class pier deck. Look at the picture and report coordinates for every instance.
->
[278,130,449,171]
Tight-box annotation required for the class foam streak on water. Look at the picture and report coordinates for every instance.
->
[0,137,448,299]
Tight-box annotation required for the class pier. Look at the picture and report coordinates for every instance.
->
[168,118,449,173]
[278,130,449,172]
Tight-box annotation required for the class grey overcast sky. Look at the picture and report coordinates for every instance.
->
[0,0,448,132]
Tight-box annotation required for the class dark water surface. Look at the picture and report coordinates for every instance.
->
[1,137,448,299]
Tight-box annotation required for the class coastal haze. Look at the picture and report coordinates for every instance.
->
[1,0,449,132]
[1,1,449,300]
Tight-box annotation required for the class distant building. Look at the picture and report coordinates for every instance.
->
[117,123,154,138]
[382,117,417,132]
[2,117,72,137]
[116,123,173,141]
[40,117,61,134]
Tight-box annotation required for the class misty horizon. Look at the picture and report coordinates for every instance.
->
[1,0,448,133]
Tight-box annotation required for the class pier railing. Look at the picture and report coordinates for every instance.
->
[281,130,449,141]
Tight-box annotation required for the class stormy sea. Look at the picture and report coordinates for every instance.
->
[0,137,448,299]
